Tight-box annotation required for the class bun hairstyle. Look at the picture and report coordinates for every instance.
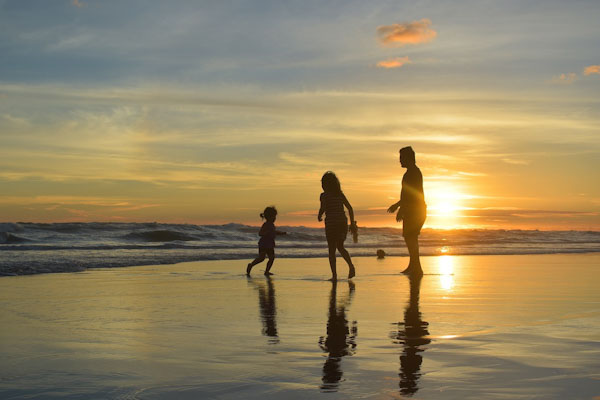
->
[260,206,278,220]
[321,171,342,194]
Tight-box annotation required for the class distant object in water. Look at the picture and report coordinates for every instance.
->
[377,249,386,259]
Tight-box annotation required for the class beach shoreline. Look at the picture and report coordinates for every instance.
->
[2,250,600,277]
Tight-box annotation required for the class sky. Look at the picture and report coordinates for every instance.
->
[1,0,599,229]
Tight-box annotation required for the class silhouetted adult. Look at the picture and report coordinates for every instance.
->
[387,147,427,275]
[318,280,357,392]
[390,274,430,396]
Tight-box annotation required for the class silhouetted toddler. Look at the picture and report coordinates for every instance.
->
[246,206,286,276]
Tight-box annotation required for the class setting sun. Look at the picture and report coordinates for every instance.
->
[423,184,471,229]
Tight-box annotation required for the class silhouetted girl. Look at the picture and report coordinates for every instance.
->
[246,206,286,276]
[318,172,357,280]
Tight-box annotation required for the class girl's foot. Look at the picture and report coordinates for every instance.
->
[246,263,253,276]
[264,271,274,276]
[348,266,356,279]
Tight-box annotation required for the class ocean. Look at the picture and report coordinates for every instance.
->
[1,222,599,275]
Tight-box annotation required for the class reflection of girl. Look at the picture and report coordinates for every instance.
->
[246,206,286,276]
[319,280,357,392]
[318,172,357,281]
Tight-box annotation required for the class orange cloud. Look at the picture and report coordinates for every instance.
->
[72,0,84,7]
[376,56,412,69]
[584,65,600,75]
[553,72,577,84]
[377,19,437,46]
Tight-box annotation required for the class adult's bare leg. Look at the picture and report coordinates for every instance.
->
[403,235,423,276]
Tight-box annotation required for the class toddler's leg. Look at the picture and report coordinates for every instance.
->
[264,249,275,275]
[247,249,267,276]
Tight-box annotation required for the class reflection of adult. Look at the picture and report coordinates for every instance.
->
[388,146,427,275]
[390,274,430,396]
[318,281,357,392]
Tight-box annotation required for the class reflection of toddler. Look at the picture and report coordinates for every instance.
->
[246,206,286,276]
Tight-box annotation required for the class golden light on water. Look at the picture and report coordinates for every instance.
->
[438,255,455,291]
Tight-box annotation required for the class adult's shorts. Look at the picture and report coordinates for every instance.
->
[402,205,427,238]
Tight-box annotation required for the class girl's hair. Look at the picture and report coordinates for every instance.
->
[260,206,278,220]
[321,171,342,194]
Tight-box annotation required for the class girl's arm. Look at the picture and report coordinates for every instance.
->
[318,194,325,222]
[342,194,355,225]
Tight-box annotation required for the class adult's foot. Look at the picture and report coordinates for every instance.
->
[264,271,274,276]
[410,268,424,277]
[400,267,412,275]
[246,263,253,276]
[328,275,338,282]
[348,266,356,279]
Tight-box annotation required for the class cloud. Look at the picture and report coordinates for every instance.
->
[552,72,577,84]
[377,19,437,46]
[376,56,412,69]
[71,0,84,7]
[501,158,530,165]
[583,65,600,76]
[2,114,30,127]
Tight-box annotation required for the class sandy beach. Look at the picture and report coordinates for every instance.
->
[1,253,599,399]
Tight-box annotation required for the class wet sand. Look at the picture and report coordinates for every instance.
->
[1,254,599,399]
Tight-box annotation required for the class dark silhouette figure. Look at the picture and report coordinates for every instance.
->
[249,276,279,344]
[390,275,430,396]
[318,171,357,280]
[247,206,286,276]
[387,147,427,276]
[319,280,358,392]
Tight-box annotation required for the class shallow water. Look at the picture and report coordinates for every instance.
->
[1,254,599,399]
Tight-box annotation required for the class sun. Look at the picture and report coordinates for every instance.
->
[425,183,470,229]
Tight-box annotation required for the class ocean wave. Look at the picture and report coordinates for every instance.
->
[0,232,30,244]
[1,222,599,276]
[124,230,199,242]
[0,222,25,233]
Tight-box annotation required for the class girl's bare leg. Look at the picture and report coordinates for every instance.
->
[337,241,355,279]
[327,238,337,280]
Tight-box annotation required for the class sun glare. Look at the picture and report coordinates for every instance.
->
[424,183,474,229]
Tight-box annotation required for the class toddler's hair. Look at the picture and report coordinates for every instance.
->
[260,206,278,220]
[321,171,342,194]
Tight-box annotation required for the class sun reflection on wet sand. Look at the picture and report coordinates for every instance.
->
[438,255,455,291]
